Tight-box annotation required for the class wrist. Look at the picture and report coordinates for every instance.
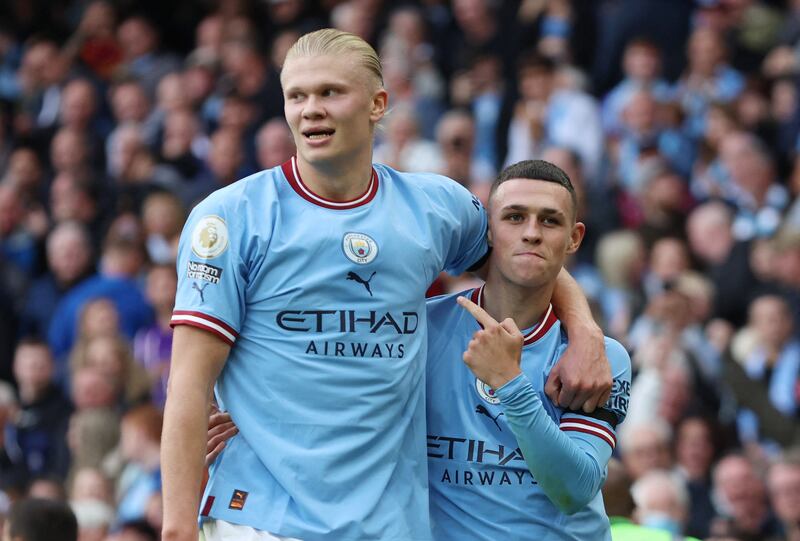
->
[488,367,522,390]
[162,525,198,541]
[573,320,602,343]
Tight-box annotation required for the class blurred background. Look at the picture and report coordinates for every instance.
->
[0,0,799,540]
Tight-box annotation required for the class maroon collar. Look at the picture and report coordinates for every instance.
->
[468,285,558,345]
[281,156,379,210]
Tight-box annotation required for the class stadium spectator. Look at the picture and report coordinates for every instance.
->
[686,201,763,326]
[15,38,70,135]
[675,26,744,138]
[630,469,700,540]
[5,497,77,541]
[70,496,115,541]
[116,405,161,525]
[71,334,150,409]
[255,118,295,171]
[140,191,183,265]
[19,221,94,338]
[12,340,71,484]
[601,37,672,136]
[61,0,121,82]
[47,236,153,362]
[66,410,120,484]
[619,419,674,481]
[180,127,245,206]
[0,381,26,495]
[133,264,176,409]
[1,146,45,202]
[613,90,693,192]
[373,103,442,173]
[734,294,800,449]
[710,453,778,540]
[595,229,647,343]
[675,416,720,539]
[0,183,38,281]
[715,131,789,241]
[766,449,800,541]
[157,109,206,187]
[503,53,603,180]
[434,109,494,189]
[116,15,181,99]
[603,458,688,541]
[70,367,118,412]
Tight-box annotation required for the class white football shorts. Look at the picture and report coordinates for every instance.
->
[200,519,304,541]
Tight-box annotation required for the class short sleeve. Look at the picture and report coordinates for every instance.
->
[170,196,248,346]
[440,182,489,275]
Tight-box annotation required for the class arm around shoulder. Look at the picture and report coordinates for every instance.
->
[547,268,611,412]
[161,325,230,541]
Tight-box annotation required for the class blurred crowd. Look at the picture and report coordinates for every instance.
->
[0,0,799,540]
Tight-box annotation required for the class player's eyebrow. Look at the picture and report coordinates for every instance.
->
[501,204,566,219]
[283,80,347,94]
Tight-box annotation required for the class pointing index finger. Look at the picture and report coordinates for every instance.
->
[457,295,499,327]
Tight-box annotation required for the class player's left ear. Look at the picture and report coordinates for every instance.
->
[369,88,389,123]
[566,221,585,254]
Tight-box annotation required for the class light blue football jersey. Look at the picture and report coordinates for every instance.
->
[425,286,632,541]
[171,157,488,540]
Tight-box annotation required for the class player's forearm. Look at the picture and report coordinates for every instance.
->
[551,268,601,339]
[162,327,230,541]
[161,382,211,540]
[496,374,610,514]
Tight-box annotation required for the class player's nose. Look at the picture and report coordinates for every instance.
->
[521,220,542,243]
[302,95,325,119]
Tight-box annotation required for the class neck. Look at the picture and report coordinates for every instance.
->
[482,271,553,331]
[19,385,45,405]
[296,149,374,201]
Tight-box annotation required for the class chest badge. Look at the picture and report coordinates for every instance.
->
[475,378,500,405]
[343,232,378,264]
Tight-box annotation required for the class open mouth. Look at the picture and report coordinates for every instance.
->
[303,128,335,141]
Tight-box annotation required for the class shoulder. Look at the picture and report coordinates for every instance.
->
[425,290,468,318]
[186,168,282,225]
[426,289,478,334]
[375,163,474,201]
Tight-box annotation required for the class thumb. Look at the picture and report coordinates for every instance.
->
[499,317,521,336]
[544,369,562,403]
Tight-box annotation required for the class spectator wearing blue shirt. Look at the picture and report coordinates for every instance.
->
[675,26,744,138]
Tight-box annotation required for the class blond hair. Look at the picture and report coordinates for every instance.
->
[284,28,383,88]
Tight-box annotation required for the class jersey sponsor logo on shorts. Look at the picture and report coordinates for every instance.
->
[191,215,229,259]
[228,489,248,510]
[187,260,223,284]
[342,232,378,264]
[475,378,500,405]
[346,271,376,296]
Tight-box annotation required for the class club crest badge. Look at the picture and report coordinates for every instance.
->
[191,215,229,259]
[343,232,378,264]
[475,378,500,405]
